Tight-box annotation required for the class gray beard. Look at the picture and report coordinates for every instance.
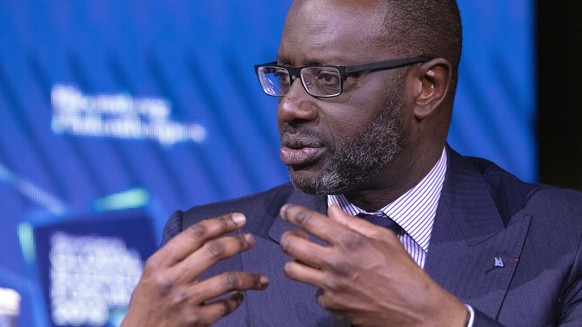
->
[290,95,404,195]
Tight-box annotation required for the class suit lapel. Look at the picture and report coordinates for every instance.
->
[267,190,327,244]
[240,189,349,326]
[425,149,531,319]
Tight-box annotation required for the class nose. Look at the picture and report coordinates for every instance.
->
[277,78,318,125]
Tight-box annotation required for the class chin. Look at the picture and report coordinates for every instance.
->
[288,167,347,195]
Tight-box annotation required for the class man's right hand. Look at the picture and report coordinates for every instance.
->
[121,213,269,327]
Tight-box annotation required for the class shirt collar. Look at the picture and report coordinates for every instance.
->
[328,148,448,252]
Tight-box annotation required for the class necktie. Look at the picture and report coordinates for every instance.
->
[356,212,402,235]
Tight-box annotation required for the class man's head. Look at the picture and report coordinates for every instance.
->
[274,0,462,200]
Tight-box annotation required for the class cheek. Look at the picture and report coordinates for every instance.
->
[317,106,377,150]
[319,92,388,139]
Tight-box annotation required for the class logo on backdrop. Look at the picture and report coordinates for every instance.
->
[51,84,207,146]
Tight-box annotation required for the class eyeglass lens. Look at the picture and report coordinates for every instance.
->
[258,66,289,96]
[258,66,342,97]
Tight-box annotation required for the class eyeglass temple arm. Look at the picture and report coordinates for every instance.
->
[344,56,430,74]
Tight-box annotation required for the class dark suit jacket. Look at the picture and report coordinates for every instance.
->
[161,149,582,326]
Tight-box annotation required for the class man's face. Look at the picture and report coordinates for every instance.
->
[277,0,409,195]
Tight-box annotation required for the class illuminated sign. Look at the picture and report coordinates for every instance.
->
[31,209,158,327]
[49,233,142,326]
[51,85,207,146]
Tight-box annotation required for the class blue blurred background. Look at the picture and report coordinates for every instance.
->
[0,1,534,326]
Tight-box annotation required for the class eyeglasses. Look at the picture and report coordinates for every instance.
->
[254,56,429,98]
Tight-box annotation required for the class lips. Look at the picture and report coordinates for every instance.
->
[279,135,325,166]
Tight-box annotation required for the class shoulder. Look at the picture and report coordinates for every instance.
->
[449,148,582,227]
[182,183,296,227]
[521,186,582,233]
[161,183,297,244]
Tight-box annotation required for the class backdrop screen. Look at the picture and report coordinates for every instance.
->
[0,1,534,326]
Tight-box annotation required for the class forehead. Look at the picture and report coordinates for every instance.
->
[278,0,392,65]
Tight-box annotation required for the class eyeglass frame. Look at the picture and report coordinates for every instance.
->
[254,56,431,98]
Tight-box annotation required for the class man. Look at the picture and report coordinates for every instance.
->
[122,0,582,326]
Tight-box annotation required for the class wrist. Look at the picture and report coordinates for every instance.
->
[429,292,469,327]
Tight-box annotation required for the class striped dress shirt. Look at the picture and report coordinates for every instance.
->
[328,148,447,269]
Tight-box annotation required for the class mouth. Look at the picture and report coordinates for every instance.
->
[279,136,325,167]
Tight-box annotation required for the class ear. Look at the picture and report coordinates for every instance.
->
[409,58,452,120]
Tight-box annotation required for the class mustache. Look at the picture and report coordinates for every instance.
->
[280,126,326,148]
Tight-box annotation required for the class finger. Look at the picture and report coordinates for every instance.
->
[174,233,256,282]
[152,213,247,267]
[315,290,352,320]
[280,204,345,245]
[194,292,245,326]
[191,272,268,303]
[284,260,326,287]
[287,229,309,240]
[280,230,329,269]
[328,205,387,239]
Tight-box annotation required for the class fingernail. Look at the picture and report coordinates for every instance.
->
[280,205,289,220]
[232,213,246,225]
[260,276,269,288]
[243,233,255,246]
[283,262,292,274]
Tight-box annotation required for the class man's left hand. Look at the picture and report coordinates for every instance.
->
[280,204,468,327]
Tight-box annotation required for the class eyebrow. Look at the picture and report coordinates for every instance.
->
[276,55,339,67]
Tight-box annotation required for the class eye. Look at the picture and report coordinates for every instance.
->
[275,69,291,84]
[316,70,340,86]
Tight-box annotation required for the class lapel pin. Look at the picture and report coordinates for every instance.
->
[494,257,505,268]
